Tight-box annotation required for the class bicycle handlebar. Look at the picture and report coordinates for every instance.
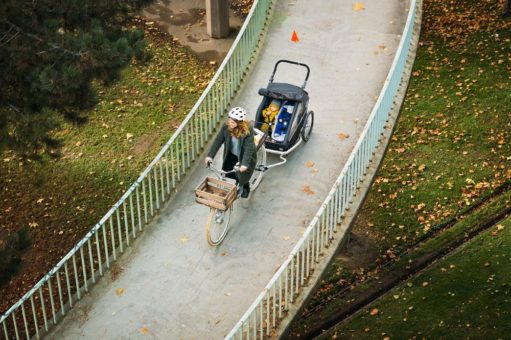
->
[207,162,239,179]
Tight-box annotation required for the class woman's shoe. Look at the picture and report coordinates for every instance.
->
[241,183,250,198]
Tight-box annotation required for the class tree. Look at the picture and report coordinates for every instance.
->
[0,0,154,156]
[504,0,511,16]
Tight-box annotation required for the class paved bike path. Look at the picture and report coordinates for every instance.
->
[49,0,408,338]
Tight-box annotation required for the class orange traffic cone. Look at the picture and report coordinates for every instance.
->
[291,30,299,42]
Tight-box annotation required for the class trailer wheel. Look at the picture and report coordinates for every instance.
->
[301,110,314,142]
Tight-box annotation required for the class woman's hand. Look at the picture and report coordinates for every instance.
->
[239,165,248,173]
[205,156,213,167]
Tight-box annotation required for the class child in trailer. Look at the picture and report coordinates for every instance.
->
[261,99,282,132]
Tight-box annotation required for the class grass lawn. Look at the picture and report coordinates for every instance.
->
[291,0,511,335]
[321,216,511,339]
[357,0,511,256]
[0,20,215,312]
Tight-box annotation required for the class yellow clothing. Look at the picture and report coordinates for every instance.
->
[262,104,280,125]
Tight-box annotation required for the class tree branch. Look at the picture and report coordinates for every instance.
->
[2,19,83,57]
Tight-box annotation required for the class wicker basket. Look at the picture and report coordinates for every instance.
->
[195,177,237,211]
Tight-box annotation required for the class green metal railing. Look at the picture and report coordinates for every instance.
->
[0,0,275,338]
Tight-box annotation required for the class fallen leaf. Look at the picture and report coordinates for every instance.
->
[370,308,379,316]
[221,251,229,256]
[305,161,315,167]
[338,133,350,140]
[497,224,505,231]
[140,326,149,335]
[115,288,124,296]
[29,221,39,229]
[126,133,134,140]
[180,236,189,244]
[283,235,290,241]
[302,185,315,195]
[352,2,365,11]
[36,198,44,204]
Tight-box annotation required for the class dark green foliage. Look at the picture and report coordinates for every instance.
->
[16,227,30,251]
[0,228,31,285]
[0,0,154,156]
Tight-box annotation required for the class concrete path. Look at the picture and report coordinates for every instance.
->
[49,0,408,338]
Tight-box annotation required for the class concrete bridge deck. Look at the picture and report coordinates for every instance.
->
[48,0,408,338]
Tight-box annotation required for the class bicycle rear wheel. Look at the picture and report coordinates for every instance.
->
[249,145,266,191]
[206,208,232,246]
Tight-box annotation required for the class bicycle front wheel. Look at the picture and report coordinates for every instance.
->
[249,145,267,191]
[206,208,232,246]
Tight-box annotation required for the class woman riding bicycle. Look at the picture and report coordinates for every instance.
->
[204,107,257,198]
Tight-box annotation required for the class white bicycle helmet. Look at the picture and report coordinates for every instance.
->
[228,107,247,121]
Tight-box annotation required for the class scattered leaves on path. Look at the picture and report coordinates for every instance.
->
[352,2,365,11]
[140,326,149,335]
[302,185,315,195]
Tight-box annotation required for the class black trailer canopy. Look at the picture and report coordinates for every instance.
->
[258,82,309,102]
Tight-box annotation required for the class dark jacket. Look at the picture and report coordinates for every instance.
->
[207,123,257,185]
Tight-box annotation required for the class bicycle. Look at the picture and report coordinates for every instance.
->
[196,134,267,246]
